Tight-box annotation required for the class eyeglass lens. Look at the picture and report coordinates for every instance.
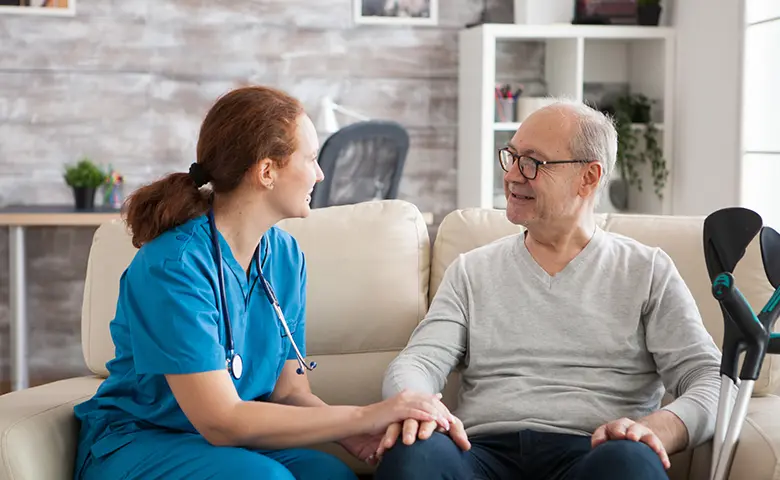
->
[499,149,536,179]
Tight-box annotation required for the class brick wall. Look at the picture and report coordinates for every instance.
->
[0,0,543,391]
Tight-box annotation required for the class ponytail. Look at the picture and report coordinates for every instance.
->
[122,171,210,248]
[122,84,304,249]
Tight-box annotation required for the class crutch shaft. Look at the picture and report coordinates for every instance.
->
[710,375,736,479]
[711,380,754,480]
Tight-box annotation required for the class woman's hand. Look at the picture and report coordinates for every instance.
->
[359,390,452,436]
[338,432,385,465]
[373,397,470,461]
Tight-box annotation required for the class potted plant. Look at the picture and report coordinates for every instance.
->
[607,93,668,210]
[637,0,662,26]
[63,157,107,210]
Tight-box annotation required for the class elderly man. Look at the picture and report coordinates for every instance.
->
[372,100,722,479]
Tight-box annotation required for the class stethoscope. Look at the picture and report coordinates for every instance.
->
[207,208,317,380]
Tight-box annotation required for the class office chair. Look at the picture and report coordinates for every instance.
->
[310,120,410,209]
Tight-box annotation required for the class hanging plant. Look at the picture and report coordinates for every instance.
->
[613,93,668,199]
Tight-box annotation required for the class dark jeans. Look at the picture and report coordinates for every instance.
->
[374,430,668,480]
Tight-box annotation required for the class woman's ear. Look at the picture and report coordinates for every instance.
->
[255,158,276,189]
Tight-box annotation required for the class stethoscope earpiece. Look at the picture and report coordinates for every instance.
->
[296,361,317,375]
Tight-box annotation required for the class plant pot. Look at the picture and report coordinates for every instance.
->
[632,103,652,123]
[72,186,97,211]
[637,4,662,26]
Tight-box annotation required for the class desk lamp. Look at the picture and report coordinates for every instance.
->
[316,96,371,135]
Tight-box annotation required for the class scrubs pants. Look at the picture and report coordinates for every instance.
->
[79,428,357,480]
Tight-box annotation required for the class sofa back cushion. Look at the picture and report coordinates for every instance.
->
[80,219,139,376]
[81,200,431,391]
[276,200,431,358]
[431,208,780,397]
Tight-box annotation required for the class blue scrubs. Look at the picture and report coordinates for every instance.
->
[72,214,355,480]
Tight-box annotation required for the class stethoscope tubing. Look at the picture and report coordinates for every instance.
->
[207,208,315,378]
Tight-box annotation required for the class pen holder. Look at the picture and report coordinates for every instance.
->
[495,97,516,123]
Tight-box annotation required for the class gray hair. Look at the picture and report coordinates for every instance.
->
[545,98,618,204]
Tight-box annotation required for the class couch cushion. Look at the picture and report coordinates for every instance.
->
[277,200,430,356]
[81,219,138,377]
[0,376,101,480]
[82,199,430,377]
[431,208,780,397]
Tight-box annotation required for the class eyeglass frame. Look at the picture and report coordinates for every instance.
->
[497,147,597,180]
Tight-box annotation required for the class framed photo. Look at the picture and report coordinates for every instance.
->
[0,0,75,16]
[354,0,437,26]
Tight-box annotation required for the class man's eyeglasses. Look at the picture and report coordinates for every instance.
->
[497,147,596,180]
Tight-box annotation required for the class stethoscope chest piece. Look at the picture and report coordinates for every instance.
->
[227,352,243,380]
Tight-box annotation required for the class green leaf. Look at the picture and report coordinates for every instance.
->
[63,157,107,188]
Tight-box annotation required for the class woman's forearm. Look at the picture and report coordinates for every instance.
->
[274,391,356,448]
[166,370,439,450]
[214,401,368,450]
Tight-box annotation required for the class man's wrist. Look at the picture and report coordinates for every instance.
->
[638,409,689,454]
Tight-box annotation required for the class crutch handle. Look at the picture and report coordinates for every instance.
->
[768,334,780,355]
[713,273,765,341]
[712,273,769,381]
[755,288,780,356]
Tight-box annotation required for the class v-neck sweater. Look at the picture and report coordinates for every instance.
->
[383,227,724,448]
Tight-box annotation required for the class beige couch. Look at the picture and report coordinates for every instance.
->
[1,199,780,480]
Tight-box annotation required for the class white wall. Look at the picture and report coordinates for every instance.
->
[671,0,745,215]
[740,0,780,228]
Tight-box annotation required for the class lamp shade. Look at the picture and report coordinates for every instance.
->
[316,96,340,134]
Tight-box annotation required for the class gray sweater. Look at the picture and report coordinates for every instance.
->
[383,227,724,448]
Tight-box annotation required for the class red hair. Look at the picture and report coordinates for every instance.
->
[122,85,304,248]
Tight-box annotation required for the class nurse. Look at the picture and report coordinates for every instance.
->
[72,85,453,480]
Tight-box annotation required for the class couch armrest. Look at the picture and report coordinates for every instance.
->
[684,394,780,480]
[0,377,101,480]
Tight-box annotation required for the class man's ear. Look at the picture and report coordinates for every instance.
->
[579,162,602,197]
[254,158,277,189]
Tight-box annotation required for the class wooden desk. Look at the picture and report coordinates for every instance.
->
[0,205,121,392]
[0,204,434,392]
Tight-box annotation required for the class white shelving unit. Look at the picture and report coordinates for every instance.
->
[457,23,676,214]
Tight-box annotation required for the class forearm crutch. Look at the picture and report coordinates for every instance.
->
[704,207,780,480]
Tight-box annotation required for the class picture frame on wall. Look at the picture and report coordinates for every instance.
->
[0,0,75,16]
[354,0,438,26]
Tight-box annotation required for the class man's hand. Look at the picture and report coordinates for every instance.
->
[591,417,671,470]
[374,395,470,460]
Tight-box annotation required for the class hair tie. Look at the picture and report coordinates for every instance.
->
[188,162,210,187]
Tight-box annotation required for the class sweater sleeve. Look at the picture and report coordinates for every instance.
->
[382,255,470,399]
[643,248,727,448]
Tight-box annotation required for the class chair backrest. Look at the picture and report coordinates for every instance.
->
[430,208,780,397]
[311,120,409,209]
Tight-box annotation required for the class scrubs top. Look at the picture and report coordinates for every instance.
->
[72,213,307,477]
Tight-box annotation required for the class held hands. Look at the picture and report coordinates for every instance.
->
[591,417,671,470]
[373,394,470,462]
[350,390,453,465]
[360,389,452,436]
